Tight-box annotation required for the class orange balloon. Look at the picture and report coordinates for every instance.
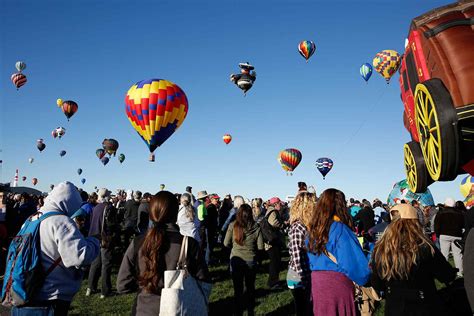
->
[223,134,232,145]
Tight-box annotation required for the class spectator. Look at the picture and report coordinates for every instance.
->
[137,192,152,234]
[354,206,375,235]
[177,193,200,242]
[123,190,141,243]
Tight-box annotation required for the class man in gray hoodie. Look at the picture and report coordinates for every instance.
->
[12,182,100,315]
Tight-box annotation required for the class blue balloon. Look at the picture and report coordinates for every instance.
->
[59,150,66,157]
[360,63,373,82]
[81,178,86,185]
[77,168,82,175]
[316,157,333,179]
[101,156,109,166]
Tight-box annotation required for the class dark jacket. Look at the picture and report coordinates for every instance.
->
[136,201,149,234]
[371,244,457,316]
[124,200,140,229]
[89,202,119,240]
[464,208,474,238]
[355,207,375,233]
[434,207,464,238]
[116,223,209,316]
[464,229,474,312]
[206,203,218,235]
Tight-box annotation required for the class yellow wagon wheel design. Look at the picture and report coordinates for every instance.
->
[414,84,443,181]
[404,143,418,192]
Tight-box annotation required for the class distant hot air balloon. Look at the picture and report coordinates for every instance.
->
[57,99,63,107]
[11,73,27,90]
[125,78,189,162]
[118,153,125,164]
[22,176,27,182]
[298,40,316,62]
[81,178,86,185]
[102,139,119,156]
[278,149,302,175]
[77,168,83,175]
[96,149,106,159]
[60,100,78,120]
[52,127,66,139]
[15,61,26,72]
[160,184,165,191]
[32,178,38,186]
[37,139,46,152]
[230,63,257,96]
[59,150,66,157]
[50,184,54,190]
[101,156,109,166]
[316,157,334,179]
[223,134,232,145]
[373,50,401,83]
[28,158,34,164]
[360,63,373,83]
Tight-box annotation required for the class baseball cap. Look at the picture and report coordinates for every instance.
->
[390,204,418,220]
[269,197,282,205]
[210,194,220,199]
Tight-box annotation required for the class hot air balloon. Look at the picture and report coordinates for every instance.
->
[28,158,34,164]
[102,139,119,156]
[461,175,474,198]
[223,134,232,145]
[11,73,27,90]
[125,78,189,162]
[59,150,66,157]
[278,149,302,175]
[59,100,78,120]
[56,99,63,107]
[316,157,334,179]
[15,61,26,72]
[230,63,257,96]
[81,178,86,185]
[22,176,26,182]
[298,40,316,62]
[52,127,66,139]
[118,153,125,164]
[96,149,106,160]
[77,168,83,175]
[50,184,54,190]
[360,63,373,83]
[160,184,165,191]
[37,139,46,152]
[372,50,401,83]
[101,156,109,166]
[32,178,38,186]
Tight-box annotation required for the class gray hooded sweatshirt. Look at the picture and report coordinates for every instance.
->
[36,182,100,301]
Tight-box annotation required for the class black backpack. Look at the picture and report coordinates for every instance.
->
[259,210,279,245]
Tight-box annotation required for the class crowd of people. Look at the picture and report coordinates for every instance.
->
[0,181,474,316]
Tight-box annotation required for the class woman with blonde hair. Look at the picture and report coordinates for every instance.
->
[371,204,457,316]
[287,192,315,316]
[251,198,264,223]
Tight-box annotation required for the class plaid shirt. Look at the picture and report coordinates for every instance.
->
[288,220,310,286]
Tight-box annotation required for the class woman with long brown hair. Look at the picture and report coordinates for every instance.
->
[224,203,264,316]
[371,204,457,315]
[307,188,370,316]
[117,191,208,316]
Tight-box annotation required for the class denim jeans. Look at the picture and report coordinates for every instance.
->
[11,300,70,316]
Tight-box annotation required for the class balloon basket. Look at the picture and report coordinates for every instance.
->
[149,153,155,162]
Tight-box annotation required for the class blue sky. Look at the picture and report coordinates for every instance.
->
[0,0,467,202]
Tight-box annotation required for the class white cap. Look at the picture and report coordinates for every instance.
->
[444,197,455,207]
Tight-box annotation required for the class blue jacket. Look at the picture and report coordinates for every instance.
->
[306,221,370,286]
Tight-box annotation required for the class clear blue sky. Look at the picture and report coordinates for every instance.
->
[0,0,466,202]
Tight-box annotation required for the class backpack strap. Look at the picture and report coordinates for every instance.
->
[39,211,65,275]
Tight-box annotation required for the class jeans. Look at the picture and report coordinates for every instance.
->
[230,257,256,316]
[11,300,70,316]
[267,245,281,287]
[440,234,463,274]
[88,247,113,295]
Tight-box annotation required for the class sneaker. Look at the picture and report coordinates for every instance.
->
[85,288,92,297]
[100,294,106,299]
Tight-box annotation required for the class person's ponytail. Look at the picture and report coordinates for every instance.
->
[139,225,164,293]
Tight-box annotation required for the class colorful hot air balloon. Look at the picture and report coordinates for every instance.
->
[298,40,316,62]
[60,100,78,120]
[28,158,34,164]
[77,168,83,175]
[32,178,38,186]
[360,63,373,83]
[22,176,27,182]
[11,73,27,90]
[59,150,66,157]
[96,148,106,159]
[81,178,86,185]
[118,153,125,164]
[15,61,26,72]
[372,50,401,83]
[102,139,119,156]
[101,156,109,166]
[278,149,302,175]
[37,139,46,152]
[223,134,232,145]
[52,127,66,139]
[461,175,474,198]
[125,78,189,162]
[316,157,334,179]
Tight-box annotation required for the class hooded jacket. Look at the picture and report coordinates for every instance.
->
[37,182,100,301]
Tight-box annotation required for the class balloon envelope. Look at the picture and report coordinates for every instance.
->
[59,150,66,157]
[102,139,119,156]
[373,50,401,82]
[37,143,46,152]
[32,178,38,186]
[61,100,78,120]
[28,158,34,164]
[77,168,83,175]
[22,176,26,181]
[360,63,373,82]
[81,178,86,184]
[96,149,106,159]
[101,156,109,166]
[11,72,27,89]
[125,79,188,159]
[387,179,434,207]
[15,61,26,72]
[461,175,474,198]
[278,149,302,173]
[118,154,125,163]
[298,40,316,61]
[316,157,334,179]
[223,134,232,145]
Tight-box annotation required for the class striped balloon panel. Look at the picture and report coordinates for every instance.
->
[298,41,316,60]
[278,148,302,172]
[11,72,27,88]
[62,101,78,119]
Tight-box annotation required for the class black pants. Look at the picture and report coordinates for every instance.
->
[88,247,113,295]
[230,257,256,316]
[291,287,312,316]
[267,245,281,287]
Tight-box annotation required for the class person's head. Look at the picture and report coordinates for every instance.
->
[40,182,83,216]
[88,192,98,204]
[186,186,192,193]
[98,188,111,203]
[290,192,317,227]
[444,197,455,208]
[268,197,282,211]
[455,201,467,213]
[308,188,353,255]
[252,198,262,209]
[233,204,254,246]
[381,212,391,223]
[373,204,433,281]
[139,191,179,293]
[373,200,382,208]
[233,195,245,209]
[180,193,191,206]
[297,182,307,192]
[411,200,420,208]
[143,192,152,202]
[210,194,220,205]
[80,191,89,203]
[133,190,142,202]
[349,198,355,204]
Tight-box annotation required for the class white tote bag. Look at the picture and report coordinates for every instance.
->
[159,236,212,316]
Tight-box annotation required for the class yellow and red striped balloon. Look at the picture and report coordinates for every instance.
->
[278,148,302,174]
[223,134,232,145]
